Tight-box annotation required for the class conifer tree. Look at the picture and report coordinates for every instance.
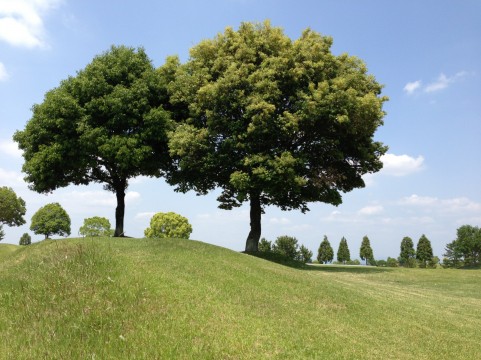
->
[360,235,374,265]
[416,234,433,268]
[337,237,351,264]
[317,235,334,264]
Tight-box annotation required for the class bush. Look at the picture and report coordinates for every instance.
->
[258,238,272,253]
[386,257,399,267]
[272,235,299,261]
[144,212,193,239]
[79,216,113,237]
[346,259,361,265]
[428,256,440,269]
[376,259,387,267]
[19,233,31,246]
[298,245,313,263]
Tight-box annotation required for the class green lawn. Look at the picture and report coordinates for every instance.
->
[0,238,479,359]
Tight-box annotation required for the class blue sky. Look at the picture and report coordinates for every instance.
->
[1,0,480,260]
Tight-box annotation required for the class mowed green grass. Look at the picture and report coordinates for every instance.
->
[1,238,480,359]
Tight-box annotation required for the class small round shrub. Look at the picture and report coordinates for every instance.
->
[19,233,31,246]
[144,212,193,239]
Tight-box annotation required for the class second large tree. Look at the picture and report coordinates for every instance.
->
[168,22,388,252]
[14,46,172,236]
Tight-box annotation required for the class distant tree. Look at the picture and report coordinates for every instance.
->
[258,238,272,253]
[298,245,313,263]
[144,212,193,239]
[167,21,388,252]
[30,203,71,239]
[13,46,173,237]
[442,241,463,268]
[272,236,299,260]
[79,217,113,237]
[317,235,334,264]
[416,234,433,268]
[359,235,374,265]
[443,225,481,267]
[386,257,398,267]
[337,237,351,264]
[0,187,27,241]
[19,233,31,246]
[399,236,416,267]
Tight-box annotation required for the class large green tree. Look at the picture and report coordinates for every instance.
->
[167,21,388,251]
[337,237,351,264]
[14,46,172,237]
[399,236,416,267]
[444,225,481,267]
[359,235,374,265]
[0,186,26,241]
[416,234,433,268]
[30,203,71,239]
[317,235,334,264]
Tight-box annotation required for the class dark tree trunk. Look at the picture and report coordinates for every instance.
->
[114,188,125,237]
[245,193,262,252]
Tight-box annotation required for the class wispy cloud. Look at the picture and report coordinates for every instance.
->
[0,0,63,48]
[403,71,468,95]
[403,80,422,95]
[0,62,8,81]
[399,194,481,213]
[380,153,424,176]
[424,72,467,93]
[0,167,24,186]
[0,139,22,157]
[358,205,384,216]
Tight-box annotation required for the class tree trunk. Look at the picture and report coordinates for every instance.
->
[245,192,262,252]
[114,188,125,237]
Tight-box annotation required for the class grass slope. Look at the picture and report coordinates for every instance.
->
[1,238,480,359]
[0,243,19,261]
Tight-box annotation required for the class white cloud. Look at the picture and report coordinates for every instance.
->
[268,217,291,225]
[358,205,384,216]
[0,62,8,81]
[399,194,481,214]
[380,153,424,176]
[425,72,467,93]
[0,167,24,186]
[59,190,141,208]
[0,0,62,48]
[135,212,156,221]
[403,80,422,95]
[0,139,22,157]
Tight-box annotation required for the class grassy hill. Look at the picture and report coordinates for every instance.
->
[0,243,19,261]
[1,238,480,359]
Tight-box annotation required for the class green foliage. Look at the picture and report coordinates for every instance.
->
[346,259,361,265]
[298,245,313,263]
[79,217,113,237]
[444,225,481,267]
[167,21,388,251]
[376,259,387,267]
[337,237,351,264]
[399,236,416,267]
[0,186,26,228]
[13,46,173,237]
[30,203,71,239]
[272,235,299,261]
[317,235,334,264]
[258,237,272,253]
[416,234,433,268]
[428,256,440,269]
[144,212,193,239]
[19,233,31,246]
[386,257,399,267]
[359,235,374,265]
[0,225,4,242]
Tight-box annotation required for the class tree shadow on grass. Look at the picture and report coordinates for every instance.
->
[245,252,393,273]
[305,264,393,274]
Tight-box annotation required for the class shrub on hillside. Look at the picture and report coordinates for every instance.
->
[386,257,399,267]
[79,216,113,237]
[19,233,31,246]
[258,238,272,253]
[144,212,193,239]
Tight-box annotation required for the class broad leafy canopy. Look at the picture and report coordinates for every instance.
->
[14,46,172,194]
[168,21,388,212]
